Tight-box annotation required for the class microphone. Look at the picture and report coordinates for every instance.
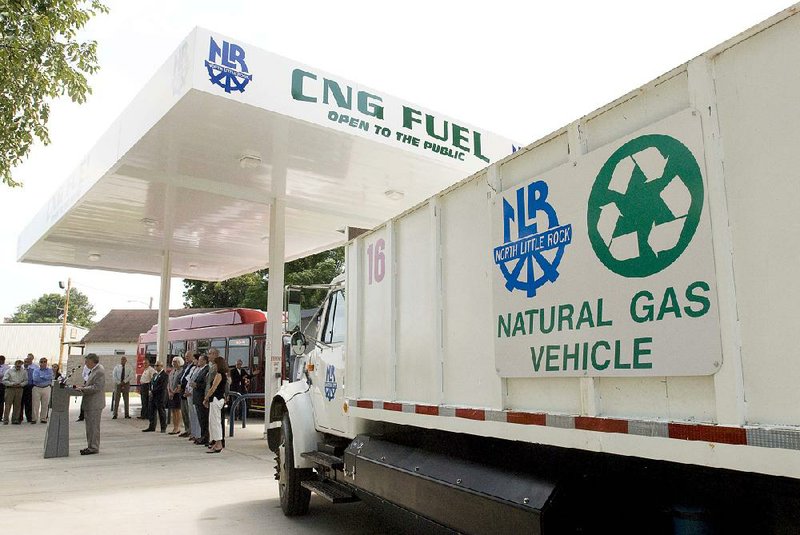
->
[60,364,83,387]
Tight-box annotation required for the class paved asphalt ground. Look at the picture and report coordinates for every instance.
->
[0,394,397,535]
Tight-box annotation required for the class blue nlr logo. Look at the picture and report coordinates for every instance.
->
[204,37,253,93]
[324,365,337,401]
[494,181,572,297]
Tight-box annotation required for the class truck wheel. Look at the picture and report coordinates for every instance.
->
[278,412,311,516]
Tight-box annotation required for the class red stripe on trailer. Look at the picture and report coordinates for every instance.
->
[455,408,486,421]
[507,412,547,426]
[348,399,800,451]
[416,405,439,416]
[575,416,629,434]
[668,423,747,445]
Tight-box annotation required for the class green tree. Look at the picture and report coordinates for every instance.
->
[10,288,96,328]
[183,247,344,310]
[0,0,108,187]
[181,272,263,309]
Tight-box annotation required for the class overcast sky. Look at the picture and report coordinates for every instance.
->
[0,0,793,321]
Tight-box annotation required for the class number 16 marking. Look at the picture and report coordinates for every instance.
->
[367,238,386,284]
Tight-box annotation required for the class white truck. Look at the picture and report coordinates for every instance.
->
[268,6,800,533]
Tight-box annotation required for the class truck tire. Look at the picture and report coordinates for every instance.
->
[278,412,312,516]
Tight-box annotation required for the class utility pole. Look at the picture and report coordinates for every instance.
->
[127,297,154,309]
[58,278,72,369]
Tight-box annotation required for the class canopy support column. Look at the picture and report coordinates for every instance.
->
[156,250,172,364]
[266,196,286,405]
[265,129,289,427]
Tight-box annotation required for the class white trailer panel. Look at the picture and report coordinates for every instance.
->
[713,14,800,426]
[395,204,438,405]
[439,180,503,410]
[357,225,392,401]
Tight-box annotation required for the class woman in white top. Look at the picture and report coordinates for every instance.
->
[204,356,229,454]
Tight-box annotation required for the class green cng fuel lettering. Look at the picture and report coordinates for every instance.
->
[290,68,491,163]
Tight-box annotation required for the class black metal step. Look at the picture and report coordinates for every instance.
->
[301,479,359,504]
[301,450,344,469]
[316,441,348,456]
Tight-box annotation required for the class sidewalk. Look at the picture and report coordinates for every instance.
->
[0,395,388,534]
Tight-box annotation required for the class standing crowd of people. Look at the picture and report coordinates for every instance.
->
[1,349,252,457]
[0,353,60,425]
[136,348,250,455]
[1,351,105,456]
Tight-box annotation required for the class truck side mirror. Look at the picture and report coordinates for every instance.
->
[290,331,308,356]
[286,287,302,332]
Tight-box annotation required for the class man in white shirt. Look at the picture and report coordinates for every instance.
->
[111,356,135,419]
[138,360,157,419]
[3,359,27,424]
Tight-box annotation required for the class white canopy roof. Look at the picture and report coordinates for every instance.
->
[18,28,515,281]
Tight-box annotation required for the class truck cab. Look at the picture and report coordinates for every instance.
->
[306,275,348,434]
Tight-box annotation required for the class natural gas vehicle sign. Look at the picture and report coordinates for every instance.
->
[491,110,722,377]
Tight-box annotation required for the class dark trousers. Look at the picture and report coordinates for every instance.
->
[221,404,226,447]
[21,385,33,422]
[140,383,150,419]
[148,395,166,431]
[195,401,209,443]
[0,383,5,417]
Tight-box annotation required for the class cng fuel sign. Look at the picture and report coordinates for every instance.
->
[193,29,515,169]
[490,110,722,377]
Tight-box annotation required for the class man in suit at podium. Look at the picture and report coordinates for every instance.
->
[74,354,105,455]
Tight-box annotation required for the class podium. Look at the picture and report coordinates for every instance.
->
[44,386,77,458]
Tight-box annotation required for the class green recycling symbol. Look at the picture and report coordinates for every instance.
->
[587,134,704,278]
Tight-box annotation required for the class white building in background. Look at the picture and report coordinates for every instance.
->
[0,323,88,360]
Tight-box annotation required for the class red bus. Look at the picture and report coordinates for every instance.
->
[135,308,287,411]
